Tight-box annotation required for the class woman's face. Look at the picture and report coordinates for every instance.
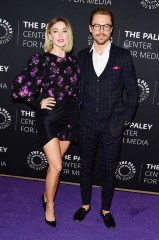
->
[49,21,69,50]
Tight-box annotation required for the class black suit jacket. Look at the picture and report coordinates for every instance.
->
[78,44,139,137]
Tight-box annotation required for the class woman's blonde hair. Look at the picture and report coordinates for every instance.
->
[44,17,73,53]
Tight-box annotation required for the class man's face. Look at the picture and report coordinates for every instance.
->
[89,14,113,45]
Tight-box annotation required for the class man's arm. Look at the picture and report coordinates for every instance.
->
[122,50,139,123]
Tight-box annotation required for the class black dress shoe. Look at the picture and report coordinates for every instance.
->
[73,207,91,222]
[100,210,116,228]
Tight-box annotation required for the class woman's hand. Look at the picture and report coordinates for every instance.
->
[40,97,56,110]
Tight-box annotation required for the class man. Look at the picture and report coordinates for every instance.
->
[73,8,138,228]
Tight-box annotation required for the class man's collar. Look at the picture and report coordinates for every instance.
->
[89,41,111,54]
[89,44,94,53]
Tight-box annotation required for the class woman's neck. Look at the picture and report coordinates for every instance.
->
[50,48,66,58]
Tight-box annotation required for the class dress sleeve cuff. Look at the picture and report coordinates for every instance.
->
[27,99,41,109]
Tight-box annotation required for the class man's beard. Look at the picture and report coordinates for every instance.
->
[93,33,110,45]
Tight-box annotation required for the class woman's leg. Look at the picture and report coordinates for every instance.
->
[43,139,71,221]
[59,140,71,158]
[43,138,62,221]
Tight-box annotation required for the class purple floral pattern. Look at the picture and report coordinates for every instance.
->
[57,123,72,141]
[12,52,80,104]
[12,52,80,141]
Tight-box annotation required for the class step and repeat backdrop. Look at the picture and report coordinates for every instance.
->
[0,0,159,194]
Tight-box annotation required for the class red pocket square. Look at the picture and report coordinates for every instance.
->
[113,66,120,70]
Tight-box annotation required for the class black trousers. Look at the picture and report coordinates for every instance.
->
[79,123,122,210]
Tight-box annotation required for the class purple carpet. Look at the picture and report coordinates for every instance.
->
[0,176,159,240]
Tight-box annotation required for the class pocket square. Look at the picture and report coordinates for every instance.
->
[113,66,120,70]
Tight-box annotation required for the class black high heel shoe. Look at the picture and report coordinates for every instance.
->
[45,218,56,227]
[41,194,56,227]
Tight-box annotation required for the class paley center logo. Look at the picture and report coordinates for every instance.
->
[115,161,136,181]
[138,79,149,102]
[140,0,159,9]
[0,108,11,129]
[27,151,48,171]
[0,19,13,44]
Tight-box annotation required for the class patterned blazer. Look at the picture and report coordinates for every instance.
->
[78,44,139,137]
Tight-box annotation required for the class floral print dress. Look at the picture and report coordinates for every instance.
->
[12,52,80,146]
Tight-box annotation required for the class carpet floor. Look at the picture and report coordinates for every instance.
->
[0,176,158,240]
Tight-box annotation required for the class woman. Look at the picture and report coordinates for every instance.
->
[12,17,80,227]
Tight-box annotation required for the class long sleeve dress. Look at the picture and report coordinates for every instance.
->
[12,52,80,147]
